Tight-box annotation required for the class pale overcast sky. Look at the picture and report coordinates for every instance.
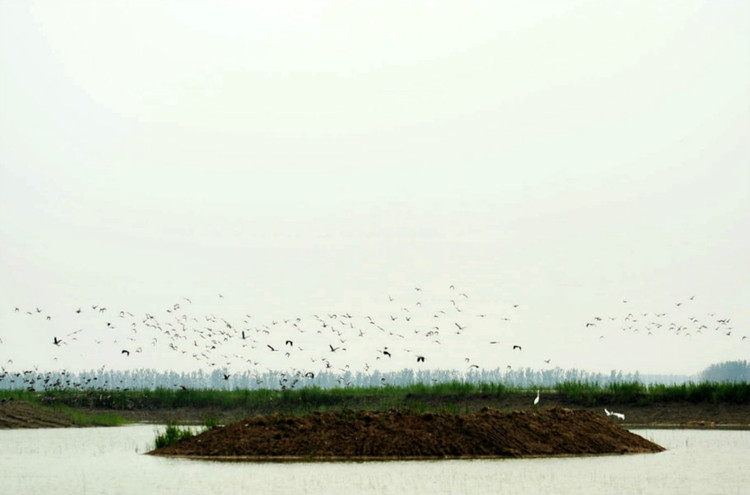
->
[1,1,748,376]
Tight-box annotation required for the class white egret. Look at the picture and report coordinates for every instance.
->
[533,390,540,406]
[604,408,625,420]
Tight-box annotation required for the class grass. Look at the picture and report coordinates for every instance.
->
[153,421,201,449]
[0,390,129,426]
[152,415,221,449]
[61,406,129,426]
[4,381,748,419]
[12,381,515,412]
[554,381,750,405]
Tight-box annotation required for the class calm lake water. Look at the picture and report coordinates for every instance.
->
[1,425,748,495]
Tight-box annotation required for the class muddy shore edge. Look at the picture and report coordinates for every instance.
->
[2,396,749,429]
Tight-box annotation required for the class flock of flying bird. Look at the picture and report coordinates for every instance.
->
[583,295,744,342]
[2,288,745,398]
[4,286,526,386]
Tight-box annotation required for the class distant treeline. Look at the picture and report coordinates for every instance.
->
[0,365,696,392]
[700,360,750,383]
[3,361,746,393]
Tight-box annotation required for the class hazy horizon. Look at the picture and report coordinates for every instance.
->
[1,1,748,377]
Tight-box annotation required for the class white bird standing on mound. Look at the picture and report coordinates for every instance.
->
[604,408,625,420]
[533,390,540,407]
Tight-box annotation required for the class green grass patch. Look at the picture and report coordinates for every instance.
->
[553,380,750,405]
[0,390,129,426]
[153,421,202,449]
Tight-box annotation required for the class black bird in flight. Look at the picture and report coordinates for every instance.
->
[121,349,130,356]
[513,345,522,351]
[53,337,62,346]
[416,356,425,363]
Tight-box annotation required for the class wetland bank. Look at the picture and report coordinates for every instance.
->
[2,382,749,494]
[2,380,749,430]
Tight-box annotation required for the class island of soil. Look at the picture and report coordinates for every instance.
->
[149,407,664,460]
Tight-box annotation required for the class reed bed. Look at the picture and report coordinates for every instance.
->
[153,421,201,449]
[554,381,750,405]
[3,381,747,414]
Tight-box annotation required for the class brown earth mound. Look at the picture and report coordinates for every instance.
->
[149,407,665,460]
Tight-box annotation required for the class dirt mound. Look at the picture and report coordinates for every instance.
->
[149,407,665,460]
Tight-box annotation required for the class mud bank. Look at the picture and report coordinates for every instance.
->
[149,407,665,460]
[0,400,76,428]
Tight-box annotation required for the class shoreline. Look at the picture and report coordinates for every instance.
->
[2,396,749,430]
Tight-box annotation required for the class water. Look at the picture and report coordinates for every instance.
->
[1,426,748,495]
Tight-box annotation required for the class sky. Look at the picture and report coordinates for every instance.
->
[0,0,748,377]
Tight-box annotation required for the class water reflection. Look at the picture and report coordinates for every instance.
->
[0,426,748,495]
